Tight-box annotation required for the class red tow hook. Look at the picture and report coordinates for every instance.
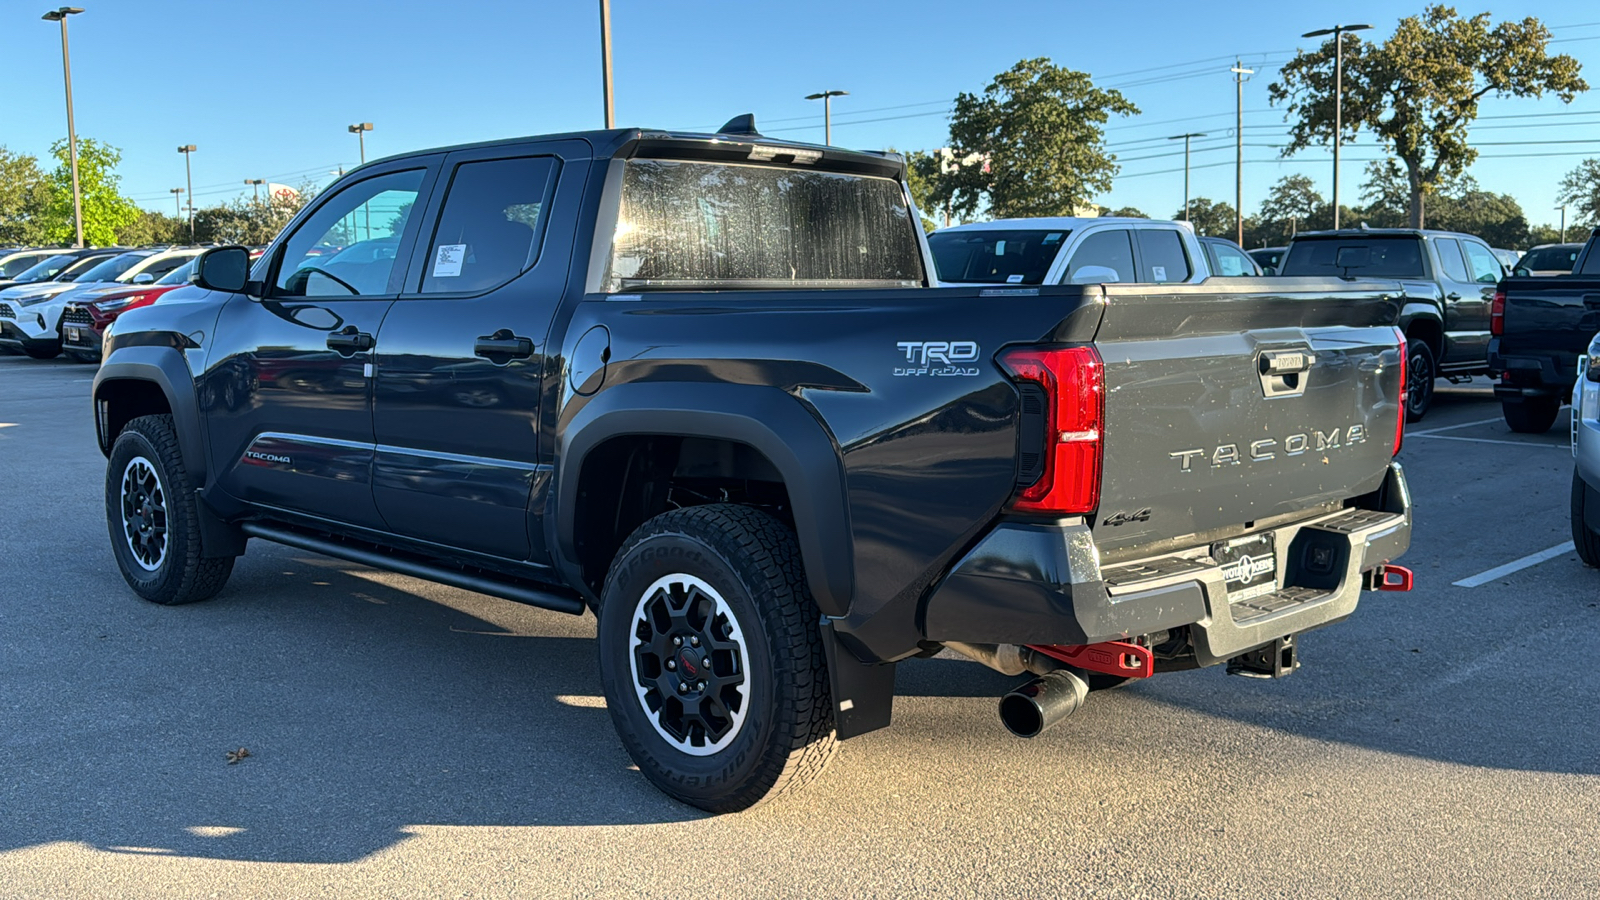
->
[1027,641,1155,679]
[1368,564,1414,592]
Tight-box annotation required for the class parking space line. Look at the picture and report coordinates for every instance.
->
[1409,416,1507,436]
[1412,434,1566,449]
[1452,541,1576,587]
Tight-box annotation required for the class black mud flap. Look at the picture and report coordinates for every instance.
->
[1227,634,1298,679]
[820,620,896,739]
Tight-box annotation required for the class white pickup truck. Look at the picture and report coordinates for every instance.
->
[928,216,1237,286]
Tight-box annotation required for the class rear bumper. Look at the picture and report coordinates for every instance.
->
[922,462,1412,665]
[1489,343,1578,399]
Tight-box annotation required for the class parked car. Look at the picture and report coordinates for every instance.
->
[1199,236,1263,276]
[1486,227,1600,432]
[94,119,1411,812]
[1278,227,1506,421]
[1492,247,1522,270]
[928,217,1212,285]
[0,246,114,292]
[1250,246,1286,275]
[60,259,197,363]
[0,247,199,359]
[0,249,127,357]
[1513,242,1585,276]
[1573,335,1600,566]
[0,248,61,280]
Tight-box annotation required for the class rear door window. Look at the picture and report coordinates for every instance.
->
[1433,238,1471,282]
[1461,241,1504,284]
[1135,229,1191,283]
[420,156,558,294]
[1063,229,1134,283]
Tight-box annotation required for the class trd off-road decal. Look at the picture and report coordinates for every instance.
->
[895,340,980,377]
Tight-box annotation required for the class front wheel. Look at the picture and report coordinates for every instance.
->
[1572,470,1600,568]
[597,504,837,813]
[1502,397,1561,434]
[1404,339,1436,422]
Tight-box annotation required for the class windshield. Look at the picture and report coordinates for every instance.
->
[74,252,148,284]
[927,229,1068,284]
[1520,245,1579,273]
[157,260,196,285]
[10,254,77,283]
[1,252,49,277]
[604,159,924,291]
[1280,237,1426,279]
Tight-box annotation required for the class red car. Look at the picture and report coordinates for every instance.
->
[60,259,196,363]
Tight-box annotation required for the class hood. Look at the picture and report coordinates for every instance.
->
[0,281,80,303]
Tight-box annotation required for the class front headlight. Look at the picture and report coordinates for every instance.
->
[15,293,54,307]
[92,294,148,313]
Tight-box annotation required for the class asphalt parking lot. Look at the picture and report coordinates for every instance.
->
[2,354,1597,899]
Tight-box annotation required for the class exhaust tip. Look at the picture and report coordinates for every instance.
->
[998,669,1089,739]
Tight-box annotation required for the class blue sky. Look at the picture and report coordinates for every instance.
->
[6,0,1598,238]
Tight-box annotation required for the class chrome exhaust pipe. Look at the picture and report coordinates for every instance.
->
[998,668,1089,738]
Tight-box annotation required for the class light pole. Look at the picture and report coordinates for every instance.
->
[347,122,372,163]
[1169,133,1206,223]
[42,7,85,248]
[1231,61,1255,245]
[1558,206,1568,243]
[805,90,849,146]
[245,179,265,201]
[177,144,197,241]
[599,0,614,128]
[170,187,183,219]
[1302,23,1373,229]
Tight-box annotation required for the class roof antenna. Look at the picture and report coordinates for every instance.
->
[717,114,762,137]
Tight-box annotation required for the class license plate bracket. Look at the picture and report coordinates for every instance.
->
[65,326,80,342]
[1212,532,1278,602]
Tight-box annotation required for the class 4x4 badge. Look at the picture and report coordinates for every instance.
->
[1103,507,1152,527]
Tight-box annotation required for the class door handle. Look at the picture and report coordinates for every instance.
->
[474,329,534,363]
[326,326,374,354]
[1445,292,1462,301]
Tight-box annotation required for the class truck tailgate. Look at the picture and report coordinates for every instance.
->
[1089,279,1403,559]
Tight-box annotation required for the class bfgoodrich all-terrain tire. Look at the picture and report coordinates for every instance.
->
[597,504,836,813]
[1571,470,1600,568]
[1502,397,1561,434]
[106,414,234,605]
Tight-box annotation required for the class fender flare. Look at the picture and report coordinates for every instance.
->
[1398,303,1443,343]
[93,344,207,484]
[551,381,855,617]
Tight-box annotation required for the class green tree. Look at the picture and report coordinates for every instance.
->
[1100,206,1148,218]
[116,210,188,246]
[1270,6,1586,228]
[1171,197,1237,237]
[1527,224,1566,245]
[900,149,945,230]
[1359,159,1530,245]
[1253,174,1325,243]
[1558,158,1600,227]
[0,147,51,244]
[38,138,141,245]
[943,58,1138,218]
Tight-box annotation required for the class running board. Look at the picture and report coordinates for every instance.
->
[240,522,587,616]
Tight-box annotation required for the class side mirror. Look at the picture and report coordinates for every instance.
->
[131,273,155,284]
[192,245,250,293]
[1070,265,1121,284]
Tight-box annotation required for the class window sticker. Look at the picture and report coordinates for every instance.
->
[1045,232,1063,243]
[1151,265,1167,281]
[432,243,466,278]
[1007,273,1024,283]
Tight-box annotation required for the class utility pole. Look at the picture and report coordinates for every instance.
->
[1168,133,1206,223]
[1302,23,1373,229]
[347,122,372,163]
[177,145,197,242]
[1231,60,1254,245]
[43,7,85,248]
[805,90,849,145]
[170,187,184,219]
[245,179,265,201]
[1558,206,1568,242]
[599,0,614,128]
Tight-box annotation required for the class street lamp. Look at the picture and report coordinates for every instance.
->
[177,144,197,242]
[245,179,265,201]
[1168,132,1206,223]
[805,90,848,146]
[41,7,85,248]
[347,122,373,164]
[1558,205,1568,243]
[1302,23,1373,229]
[169,187,184,219]
[1231,61,1255,245]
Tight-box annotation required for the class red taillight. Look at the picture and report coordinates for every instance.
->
[1393,327,1407,456]
[1490,289,1506,336]
[1000,346,1104,514]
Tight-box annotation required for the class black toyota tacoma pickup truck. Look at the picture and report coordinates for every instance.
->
[92,119,1413,812]
[1488,227,1600,433]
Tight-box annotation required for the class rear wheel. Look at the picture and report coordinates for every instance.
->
[597,504,836,813]
[1572,470,1600,568]
[1404,340,1436,422]
[106,414,234,605]
[1502,397,1561,434]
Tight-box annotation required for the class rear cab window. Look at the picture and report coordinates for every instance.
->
[1280,236,1426,278]
[604,158,925,292]
[929,229,1066,284]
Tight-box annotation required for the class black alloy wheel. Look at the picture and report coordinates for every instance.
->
[1405,340,1436,423]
